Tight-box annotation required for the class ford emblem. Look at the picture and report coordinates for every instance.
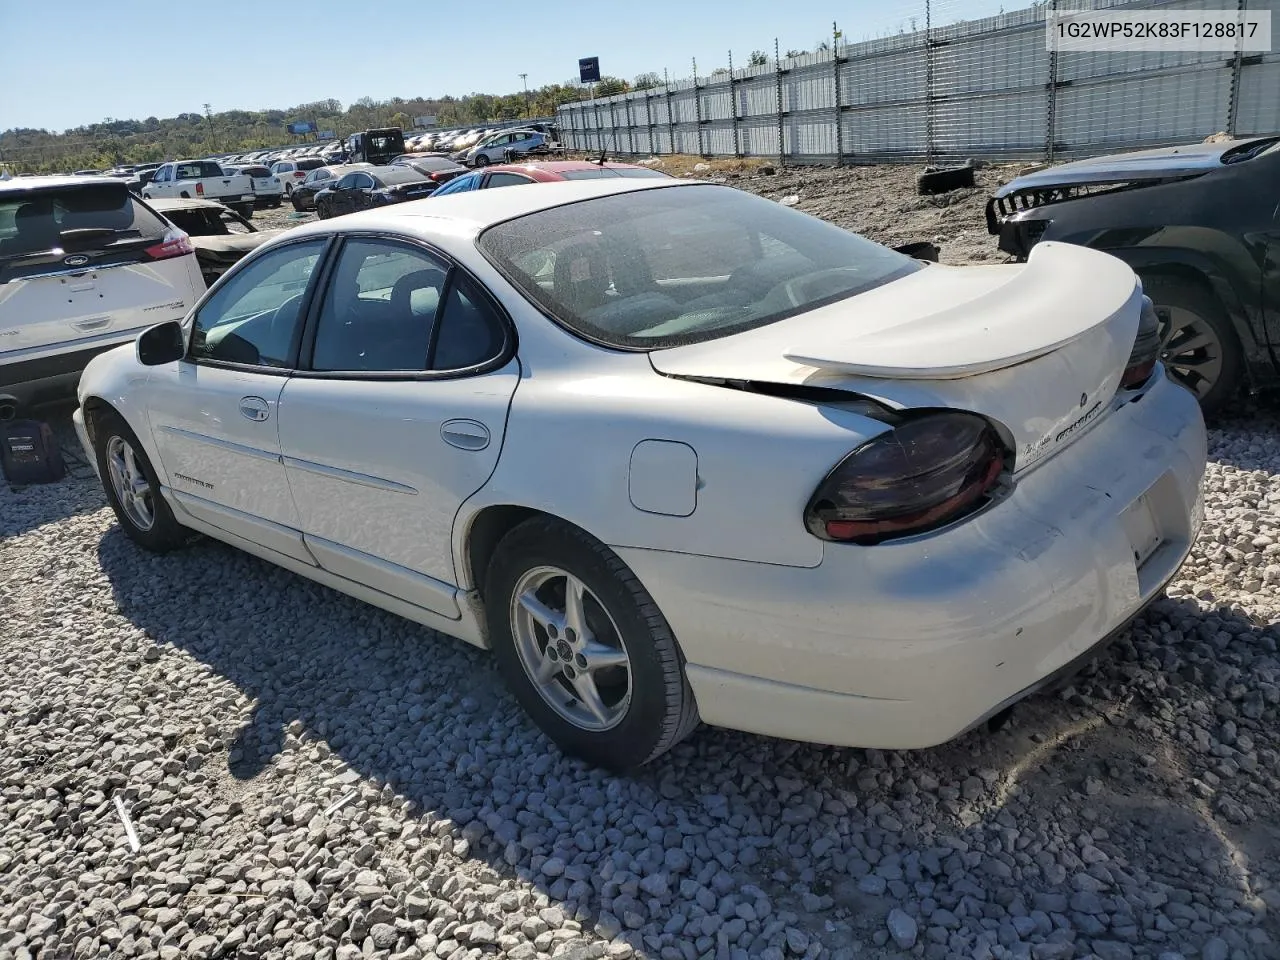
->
[64,254,90,267]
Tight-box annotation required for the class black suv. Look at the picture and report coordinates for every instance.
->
[986,136,1280,413]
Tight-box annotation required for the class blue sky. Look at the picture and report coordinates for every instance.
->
[1,0,1011,132]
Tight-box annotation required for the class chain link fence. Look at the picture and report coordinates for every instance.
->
[557,0,1280,163]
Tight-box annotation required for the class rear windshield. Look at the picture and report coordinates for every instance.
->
[376,168,427,186]
[478,184,920,349]
[297,158,325,171]
[0,184,170,260]
[556,167,669,181]
[406,157,461,172]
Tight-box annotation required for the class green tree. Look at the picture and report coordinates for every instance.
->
[748,50,769,65]
[594,76,629,97]
[633,72,663,91]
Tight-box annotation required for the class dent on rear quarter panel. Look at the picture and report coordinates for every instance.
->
[463,356,885,570]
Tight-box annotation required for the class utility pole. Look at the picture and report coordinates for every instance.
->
[203,102,215,152]
[519,73,530,118]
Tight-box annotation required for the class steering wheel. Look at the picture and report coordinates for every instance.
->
[259,293,304,365]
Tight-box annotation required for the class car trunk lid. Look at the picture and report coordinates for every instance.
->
[648,241,1142,472]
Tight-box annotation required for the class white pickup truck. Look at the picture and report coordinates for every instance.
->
[141,160,256,219]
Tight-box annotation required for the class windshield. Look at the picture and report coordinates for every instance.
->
[478,184,920,349]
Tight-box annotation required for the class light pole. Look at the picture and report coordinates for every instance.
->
[519,73,530,118]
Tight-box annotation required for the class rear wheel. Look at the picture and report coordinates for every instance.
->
[485,517,699,769]
[284,183,293,198]
[236,203,254,219]
[1142,274,1243,414]
[92,409,192,553]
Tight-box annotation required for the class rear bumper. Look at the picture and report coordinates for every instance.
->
[614,373,1207,750]
[0,338,140,408]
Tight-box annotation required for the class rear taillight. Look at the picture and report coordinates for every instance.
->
[144,228,195,261]
[195,182,204,196]
[1121,295,1161,390]
[295,171,306,178]
[804,411,1006,545]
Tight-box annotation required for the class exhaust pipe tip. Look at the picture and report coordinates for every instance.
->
[0,396,18,422]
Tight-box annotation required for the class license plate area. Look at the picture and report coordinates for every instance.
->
[1121,493,1163,569]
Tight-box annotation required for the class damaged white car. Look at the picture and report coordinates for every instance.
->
[73,178,1207,768]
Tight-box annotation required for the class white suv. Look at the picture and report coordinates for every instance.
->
[0,176,205,417]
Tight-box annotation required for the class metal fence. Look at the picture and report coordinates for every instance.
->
[556,0,1280,164]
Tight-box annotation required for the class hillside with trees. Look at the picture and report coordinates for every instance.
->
[0,80,633,173]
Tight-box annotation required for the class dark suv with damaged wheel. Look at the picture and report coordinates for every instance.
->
[986,136,1280,413]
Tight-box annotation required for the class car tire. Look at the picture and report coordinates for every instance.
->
[474,153,489,167]
[237,204,254,220]
[291,195,304,212]
[284,183,293,198]
[1141,273,1244,415]
[92,409,193,553]
[485,516,699,770]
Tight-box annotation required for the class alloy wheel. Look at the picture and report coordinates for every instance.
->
[105,435,156,531]
[1157,304,1224,400]
[510,565,632,731]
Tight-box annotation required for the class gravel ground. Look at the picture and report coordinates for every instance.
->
[3,165,1280,960]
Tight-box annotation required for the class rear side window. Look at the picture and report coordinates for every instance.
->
[297,158,325,171]
[242,166,272,178]
[0,185,170,262]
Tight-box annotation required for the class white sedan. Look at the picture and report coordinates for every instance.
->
[73,178,1207,769]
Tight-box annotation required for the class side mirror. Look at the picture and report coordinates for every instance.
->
[137,319,186,366]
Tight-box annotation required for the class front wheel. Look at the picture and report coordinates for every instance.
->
[485,517,699,769]
[284,183,293,198]
[1142,274,1243,415]
[92,409,192,553]
[236,204,254,219]
[473,153,489,167]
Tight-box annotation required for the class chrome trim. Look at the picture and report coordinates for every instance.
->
[282,456,418,494]
[16,260,136,282]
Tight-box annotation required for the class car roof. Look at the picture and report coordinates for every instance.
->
[285,178,689,240]
[0,174,126,194]
[487,160,646,175]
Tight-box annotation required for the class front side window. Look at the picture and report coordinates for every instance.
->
[352,173,375,190]
[190,239,327,367]
[311,239,448,372]
[478,184,920,349]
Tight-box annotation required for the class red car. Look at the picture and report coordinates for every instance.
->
[426,160,670,195]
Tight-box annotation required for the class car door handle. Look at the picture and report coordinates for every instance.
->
[239,396,270,422]
[73,316,110,330]
[440,419,490,451]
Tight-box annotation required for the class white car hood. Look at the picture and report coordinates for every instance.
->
[650,241,1143,471]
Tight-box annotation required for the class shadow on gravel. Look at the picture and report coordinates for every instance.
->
[94,524,1279,957]
[0,402,105,539]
